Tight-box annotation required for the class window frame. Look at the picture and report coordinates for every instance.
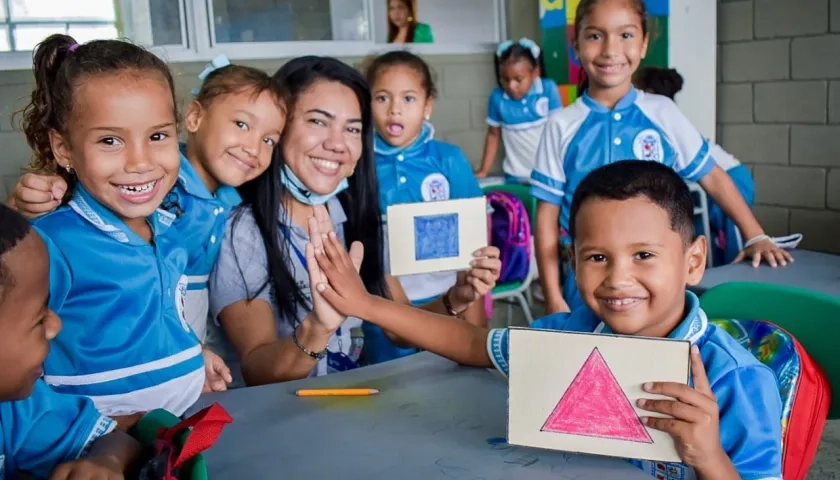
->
[0,0,507,71]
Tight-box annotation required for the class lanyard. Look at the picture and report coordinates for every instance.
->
[278,223,341,339]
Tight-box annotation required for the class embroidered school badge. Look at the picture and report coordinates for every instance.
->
[421,173,451,201]
[535,97,550,117]
[632,129,664,161]
[175,275,191,333]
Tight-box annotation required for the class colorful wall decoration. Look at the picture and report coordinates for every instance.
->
[539,0,670,106]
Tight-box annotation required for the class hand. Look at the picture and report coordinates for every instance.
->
[475,169,489,178]
[448,246,502,312]
[11,173,67,219]
[305,205,363,331]
[311,230,372,319]
[50,457,123,480]
[545,297,571,314]
[202,347,232,393]
[733,236,793,268]
[638,345,727,470]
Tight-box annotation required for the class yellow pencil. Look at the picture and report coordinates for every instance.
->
[295,388,380,397]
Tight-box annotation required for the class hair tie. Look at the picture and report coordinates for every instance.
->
[68,43,79,53]
[191,54,231,96]
[517,37,541,60]
[495,40,514,58]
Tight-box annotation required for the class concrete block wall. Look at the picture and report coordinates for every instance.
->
[718,0,840,253]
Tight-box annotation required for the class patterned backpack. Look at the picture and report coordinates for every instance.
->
[486,191,531,284]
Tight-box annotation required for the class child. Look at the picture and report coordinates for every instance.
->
[17,34,223,425]
[531,0,792,315]
[634,66,755,265]
[363,50,487,363]
[310,160,784,480]
[8,55,286,343]
[476,38,562,183]
[0,204,140,479]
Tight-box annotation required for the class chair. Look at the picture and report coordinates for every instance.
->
[687,182,713,268]
[483,183,537,325]
[700,282,840,419]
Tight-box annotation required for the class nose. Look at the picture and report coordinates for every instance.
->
[125,143,153,174]
[388,100,401,116]
[601,35,619,58]
[323,126,347,154]
[44,310,62,341]
[602,258,635,289]
[242,131,261,157]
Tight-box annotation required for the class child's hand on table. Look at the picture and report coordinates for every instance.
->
[637,345,739,479]
[734,235,793,268]
[202,347,232,393]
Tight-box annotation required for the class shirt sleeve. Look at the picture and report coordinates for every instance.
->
[486,88,503,127]
[714,365,783,479]
[33,227,73,314]
[659,100,715,182]
[544,79,562,112]
[3,380,116,479]
[529,113,567,206]
[208,209,273,321]
[445,146,484,199]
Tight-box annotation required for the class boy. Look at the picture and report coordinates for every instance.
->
[309,160,783,480]
[0,204,140,479]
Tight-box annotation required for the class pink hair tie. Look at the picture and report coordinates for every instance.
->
[68,43,79,52]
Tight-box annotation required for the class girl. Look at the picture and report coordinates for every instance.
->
[365,50,487,364]
[9,55,286,343]
[476,38,562,183]
[387,0,434,44]
[531,0,793,315]
[634,66,760,265]
[207,56,500,387]
[17,34,225,425]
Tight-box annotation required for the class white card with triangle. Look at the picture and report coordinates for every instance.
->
[507,327,690,462]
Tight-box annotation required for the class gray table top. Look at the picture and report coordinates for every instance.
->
[694,249,840,297]
[189,353,650,479]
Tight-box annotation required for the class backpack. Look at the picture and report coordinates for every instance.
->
[486,191,531,284]
[711,318,830,480]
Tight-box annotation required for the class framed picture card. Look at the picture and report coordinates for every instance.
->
[507,328,690,463]
[386,197,488,277]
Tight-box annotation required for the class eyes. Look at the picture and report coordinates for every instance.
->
[585,251,654,262]
[307,117,361,135]
[585,32,635,41]
[375,94,417,103]
[235,120,278,146]
[98,131,170,147]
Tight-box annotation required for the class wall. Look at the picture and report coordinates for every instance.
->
[717,0,840,253]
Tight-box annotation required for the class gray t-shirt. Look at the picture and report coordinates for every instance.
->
[207,197,363,387]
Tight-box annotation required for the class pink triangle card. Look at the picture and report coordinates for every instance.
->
[507,327,690,462]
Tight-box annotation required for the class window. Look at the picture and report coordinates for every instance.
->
[0,0,505,70]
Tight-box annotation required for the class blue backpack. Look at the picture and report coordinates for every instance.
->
[486,191,531,284]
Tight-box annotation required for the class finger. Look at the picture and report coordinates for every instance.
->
[305,242,325,283]
[782,249,794,263]
[473,246,500,259]
[752,251,762,268]
[642,415,689,436]
[773,249,789,267]
[688,344,713,395]
[329,231,354,268]
[466,275,489,297]
[315,281,347,308]
[349,240,365,272]
[16,185,57,205]
[321,232,349,269]
[313,204,334,234]
[763,250,778,268]
[731,250,745,264]
[643,381,714,409]
[468,267,497,286]
[308,216,324,250]
[215,361,233,383]
[636,398,709,423]
[470,257,502,275]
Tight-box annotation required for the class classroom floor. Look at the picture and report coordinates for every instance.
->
[489,295,840,479]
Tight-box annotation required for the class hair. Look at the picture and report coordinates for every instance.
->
[365,50,437,98]
[234,56,389,325]
[569,160,695,245]
[194,64,284,110]
[634,66,684,100]
[387,0,418,43]
[17,34,177,202]
[0,204,33,305]
[494,41,546,88]
[574,0,648,93]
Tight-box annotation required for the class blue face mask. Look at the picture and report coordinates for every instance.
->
[281,165,349,206]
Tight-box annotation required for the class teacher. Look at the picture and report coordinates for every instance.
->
[387,0,433,44]
[207,56,500,387]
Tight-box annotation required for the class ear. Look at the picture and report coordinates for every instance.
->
[640,32,650,60]
[185,100,205,134]
[48,130,72,170]
[533,65,542,78]
[423,96,435,121]
[684,235,707,287]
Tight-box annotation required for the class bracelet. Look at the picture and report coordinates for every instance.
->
[744,234,774,249]
[442,288,464,317]
[292,326,328,360]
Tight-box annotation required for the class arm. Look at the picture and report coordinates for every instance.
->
[535,201,568,313]
[477,127,501,176]
[699,166,764,242]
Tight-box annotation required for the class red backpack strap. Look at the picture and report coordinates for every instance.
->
[161,403,233,470]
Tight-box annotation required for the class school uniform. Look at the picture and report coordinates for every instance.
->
[487,291,783,480]
[207,197,363,387]
[486,77,562,183]
[34,184,205,417]
[163,145,242,342]
[708,142,755,265]
[0,380,116,479]
[530,89,716,309]
[370,122,484,364]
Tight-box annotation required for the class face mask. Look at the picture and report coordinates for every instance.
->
[280,165,349,206]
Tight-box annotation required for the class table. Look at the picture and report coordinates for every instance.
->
[693,249,840,297]
[189,353,651,479]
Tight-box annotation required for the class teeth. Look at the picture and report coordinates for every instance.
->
[604,298,639,305]
[311,158,339,171]
[118,181,156,195]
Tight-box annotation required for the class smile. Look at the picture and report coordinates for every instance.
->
[116,180,157,195]
[595,63,627,73]
[310,157,340,172]
[599,297,645,311]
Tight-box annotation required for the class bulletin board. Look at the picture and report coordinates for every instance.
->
[538,0,718,140]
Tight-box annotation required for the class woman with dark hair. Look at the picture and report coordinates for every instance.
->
[207,56,500,387]
[387,0,433,43]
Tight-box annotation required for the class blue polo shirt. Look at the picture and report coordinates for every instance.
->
[33,183,205,417]
[0,380,115,479]
[487,291,783,480]
[162,145,242,341]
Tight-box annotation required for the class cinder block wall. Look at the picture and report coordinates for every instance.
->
[718,0,840,253]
